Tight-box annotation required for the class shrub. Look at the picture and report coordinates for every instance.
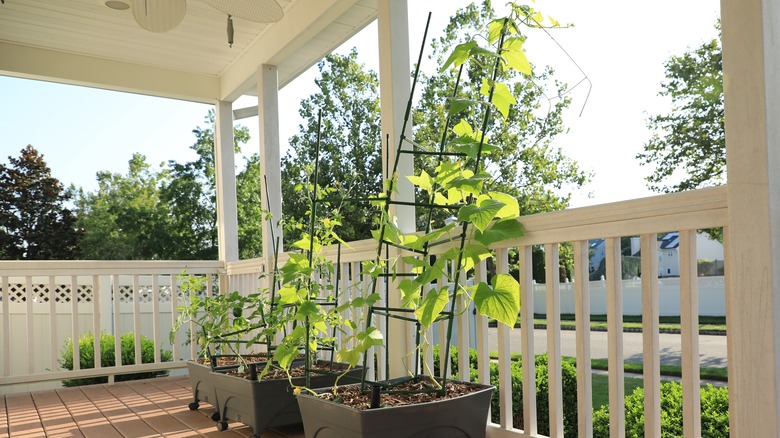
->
[592,382,729,438]
[475,354,578,437]
[59,332,172,387]
[434,347,578,437]
[432,345,478,377]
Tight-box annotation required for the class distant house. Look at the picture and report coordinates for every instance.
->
[590,234,724,278]
[658,232,681,276]
[589,238,606,273]
[656,232,724,277]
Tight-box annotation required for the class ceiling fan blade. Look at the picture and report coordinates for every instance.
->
[202,0,284,23]
[132,0,187,33]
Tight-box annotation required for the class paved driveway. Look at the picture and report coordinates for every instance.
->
[486,328,728,368]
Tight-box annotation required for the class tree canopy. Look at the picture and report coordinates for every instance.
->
[0,145,81,259]
[637,22,723,193]
[281,49,382,245]
[414,0,590,222]
[281,1,589,251]
[76,112,264,260]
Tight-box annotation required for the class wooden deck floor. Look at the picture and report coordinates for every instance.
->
[0,376,305,438]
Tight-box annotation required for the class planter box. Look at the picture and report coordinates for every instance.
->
[296,378,494,438]
[186,361,221,419]
[213,361,363,435]
[186,356,297,420]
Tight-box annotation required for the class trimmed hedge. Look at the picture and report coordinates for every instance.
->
[593,381,729,437]
[59,332,172,387]
[434,346,579,437]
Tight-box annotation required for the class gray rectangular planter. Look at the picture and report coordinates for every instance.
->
[296,378,495,438]
[213,361,363,436]
[186,361,221,419]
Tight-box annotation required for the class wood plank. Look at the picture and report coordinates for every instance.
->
[30,390,84,438]
[5,392,46,437]
[55,386,121,437]
[145,377,305,438]
[0,395,8,437]
[79,384,160,437]
[118,379,249,437]
[99,381,210,437]
[573,241,593,438]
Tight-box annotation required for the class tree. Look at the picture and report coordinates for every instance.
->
[237,154,264,259]
[77,112,264,260]
[0,145,81,259]
[414,1,590,280]
[75,153,169,260]
[414,0,590,223]
[637,22,723,193]
[281,49,382,245]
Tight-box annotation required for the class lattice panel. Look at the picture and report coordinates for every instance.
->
[1,283,95,303]
[0,276,220,303]
[115,284,178,303]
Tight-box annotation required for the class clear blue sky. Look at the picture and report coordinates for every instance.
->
[0,0,720,208]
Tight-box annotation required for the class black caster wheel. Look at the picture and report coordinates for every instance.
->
[188,402,199,410]
[250,434,261,438]
[216,421,229,432]
[210,411,221,422]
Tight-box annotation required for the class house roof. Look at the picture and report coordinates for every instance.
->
[659,232,679,250]
[0,0,377,104]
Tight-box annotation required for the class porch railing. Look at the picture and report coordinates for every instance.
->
[0,186,728,437]
[0,260,221,392]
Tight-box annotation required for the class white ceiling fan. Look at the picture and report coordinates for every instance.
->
[103,0,284,33]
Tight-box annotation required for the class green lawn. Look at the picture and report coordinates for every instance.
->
[518,314,727,333]
[591,373,644,410]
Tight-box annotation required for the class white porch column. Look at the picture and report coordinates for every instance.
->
[378,0,413,378]
[215,100,239,263]
[721,0,780,435]
[257,65,283,262]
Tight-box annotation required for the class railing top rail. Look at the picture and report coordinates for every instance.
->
[422,187,728,253]
[517,186,727,245]
[0,260,223,277]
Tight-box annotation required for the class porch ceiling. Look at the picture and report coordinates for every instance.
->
[0,0,376,103]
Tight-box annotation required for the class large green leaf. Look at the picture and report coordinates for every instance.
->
[502,37,532,75]
[337,347,361,368]
[414,287,450,328]
[475,218,525,247]
[474,274,520,327]
[415,258,446,287]
[441,41,477,71]
[452,119,473,137]
[356,327,384,352]
[447,98,485,116]
[278,285,300,305]
[457,199,505,232]
[296,300,319,319]
[407,170,433,193]
[480,78,517,119]
[483,192,520,218]
[488,18,505,44]
[399,279,421,308]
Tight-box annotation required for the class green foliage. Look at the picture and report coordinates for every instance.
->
[637,21,723,194]
[414,0,590,229]
[281,49,382,245]
[172,273,266,361]
[58,332,172,387]
[435,348,579,437]
[76,111,264,259]
[0,145,81,260]
[592,382,729,438]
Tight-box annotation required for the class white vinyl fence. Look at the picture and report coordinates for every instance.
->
[533,276,726,316]
[0,261,221,393]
